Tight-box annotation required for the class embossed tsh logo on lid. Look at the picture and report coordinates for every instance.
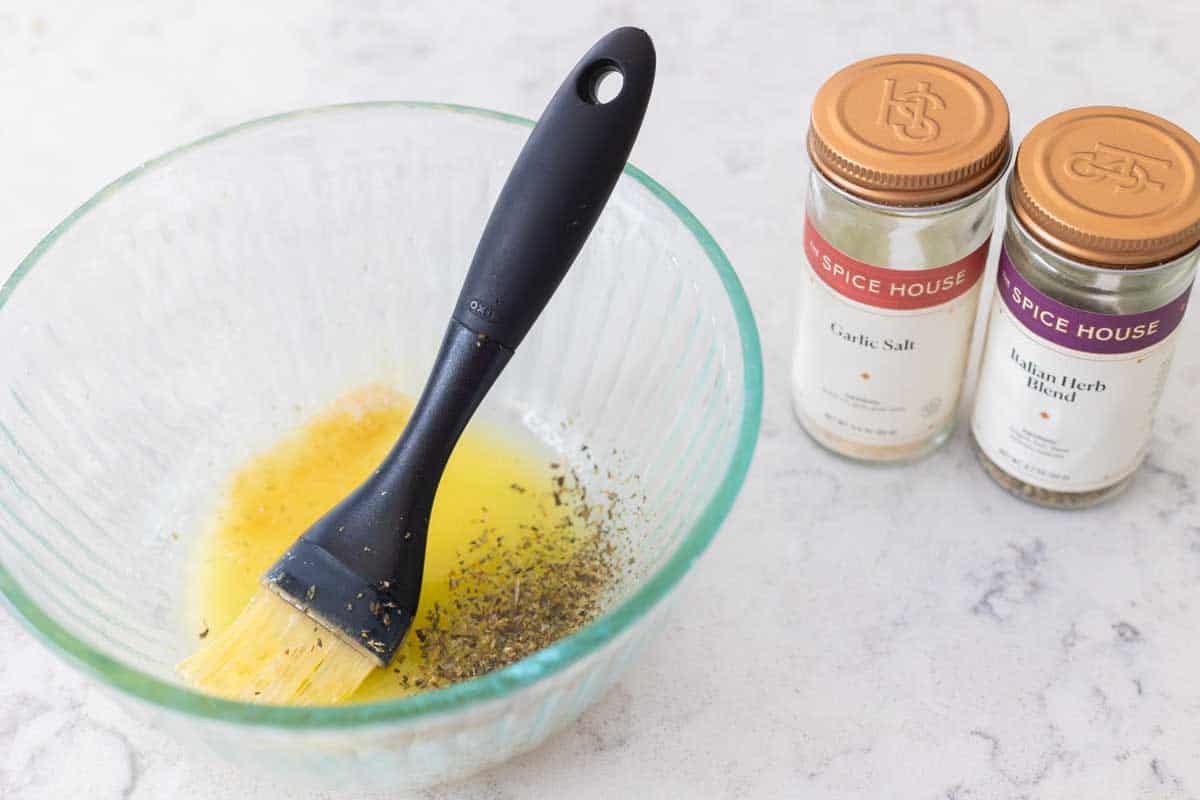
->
[877,78,945,142]
[1011,106,1200,265]
[1066,141,1171,194]
[807,54,1010,205]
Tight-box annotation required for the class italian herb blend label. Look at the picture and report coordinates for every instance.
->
[794,218,989,446]
[972,248,1191,492]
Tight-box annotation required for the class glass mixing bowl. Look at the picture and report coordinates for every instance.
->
[0,103,761,791]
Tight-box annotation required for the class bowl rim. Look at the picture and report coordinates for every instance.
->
[0,101,763,728]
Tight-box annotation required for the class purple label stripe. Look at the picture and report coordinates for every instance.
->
[997,249,1192,355]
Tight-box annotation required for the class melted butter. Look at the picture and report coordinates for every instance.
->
[187,383,568,703]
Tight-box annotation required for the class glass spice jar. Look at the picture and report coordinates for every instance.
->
[971,106,1200,508]
[793,54,1011,462]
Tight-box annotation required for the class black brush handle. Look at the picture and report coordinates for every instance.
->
[453,26,656,349]
[266,28,655,664]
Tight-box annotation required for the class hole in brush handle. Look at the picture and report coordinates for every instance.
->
[453,27,655,350]
[578,59,624,105]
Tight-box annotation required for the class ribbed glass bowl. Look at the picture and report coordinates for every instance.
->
[0,102,761,791]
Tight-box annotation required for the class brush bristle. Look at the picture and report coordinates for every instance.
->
[177,589,378,705]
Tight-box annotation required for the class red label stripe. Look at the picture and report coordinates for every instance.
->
[804,217,989,311]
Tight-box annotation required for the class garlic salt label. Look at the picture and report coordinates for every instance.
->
[972,249,1192,492]
[794,218,989,447]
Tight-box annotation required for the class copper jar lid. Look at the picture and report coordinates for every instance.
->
[1011,106,1200,267]
[808,54,1010,207]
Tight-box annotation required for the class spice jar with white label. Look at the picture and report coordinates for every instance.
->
[793,54,1011,462]
[971,106,1200,508]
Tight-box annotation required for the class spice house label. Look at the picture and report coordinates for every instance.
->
[794,219,989,447]
[972,249,1193,492]
[804,218,987,310]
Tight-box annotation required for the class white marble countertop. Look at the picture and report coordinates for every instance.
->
[3,2,1200,798]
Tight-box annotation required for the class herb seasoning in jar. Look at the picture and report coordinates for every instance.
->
[793,54,1011,462]
[971,107,1200,508]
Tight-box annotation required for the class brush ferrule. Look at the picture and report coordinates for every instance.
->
[265,540,413,666]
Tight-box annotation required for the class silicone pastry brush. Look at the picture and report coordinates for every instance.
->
[178,27,655,704]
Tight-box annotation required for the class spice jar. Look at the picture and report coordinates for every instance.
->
[971,107,1200,508]
[793,54,1011,462]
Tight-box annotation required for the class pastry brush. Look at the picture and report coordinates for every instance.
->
[178,27,655,704]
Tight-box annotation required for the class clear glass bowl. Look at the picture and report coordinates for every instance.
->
[0,103,762,790]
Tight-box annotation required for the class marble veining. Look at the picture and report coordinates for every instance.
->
[3,1,1200,797]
